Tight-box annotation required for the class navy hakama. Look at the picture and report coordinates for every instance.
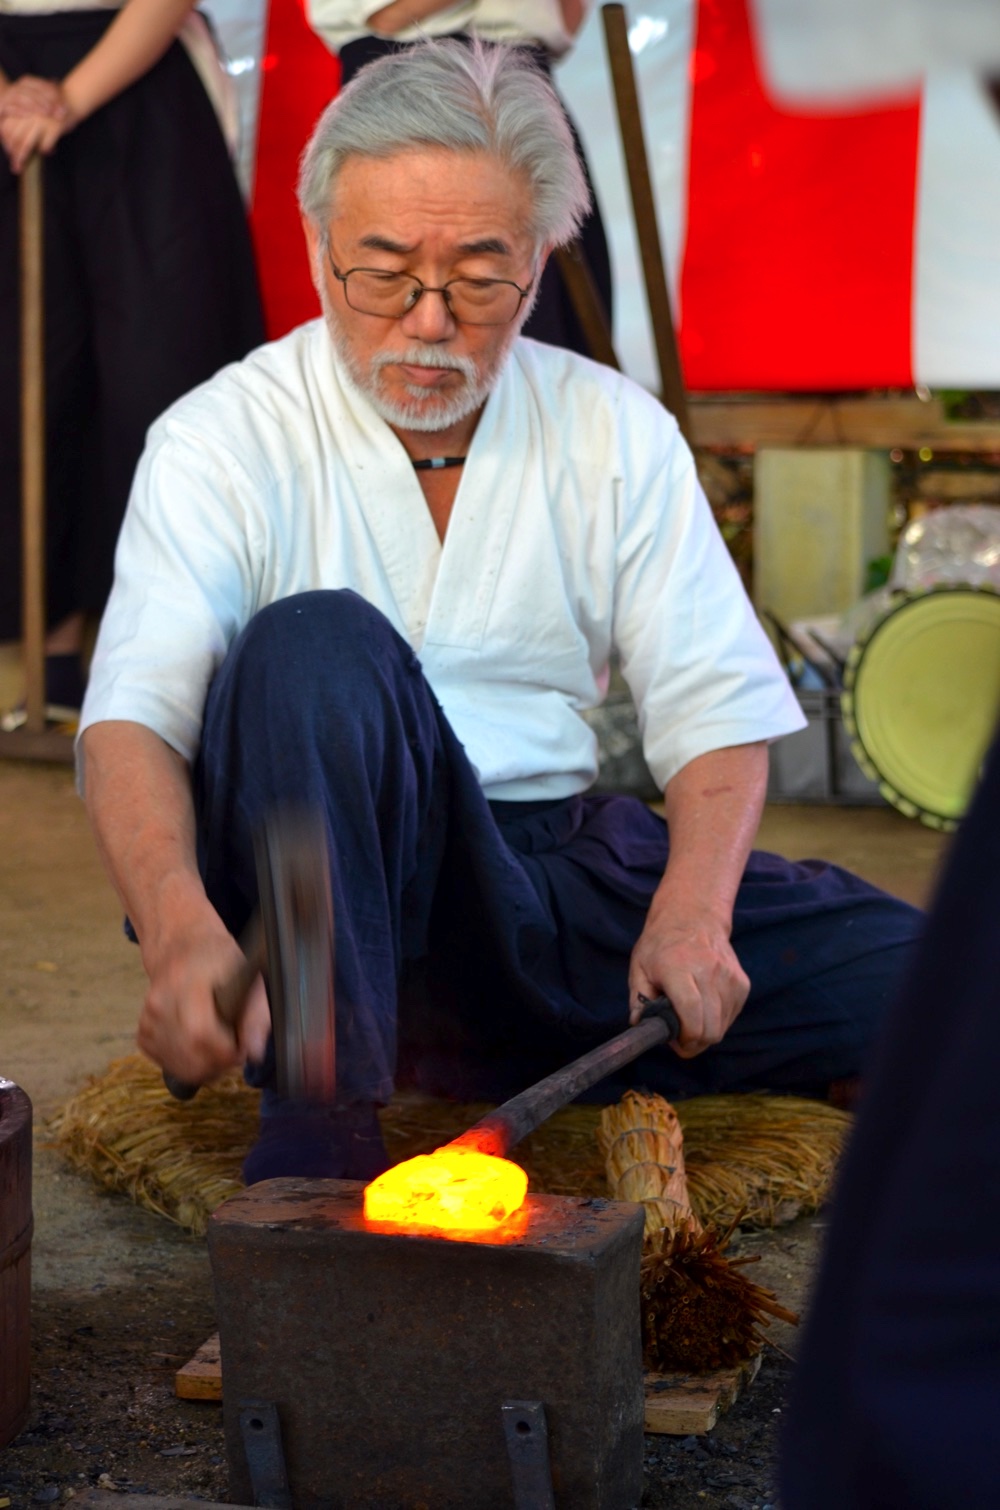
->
[194,591,920,1113]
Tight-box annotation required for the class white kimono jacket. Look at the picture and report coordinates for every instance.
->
[80,322,803,800]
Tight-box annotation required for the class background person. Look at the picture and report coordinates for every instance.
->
[0,0,264,718]
[780,725,1000,1509]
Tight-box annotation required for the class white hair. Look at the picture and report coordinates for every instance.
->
[298,38,591,248]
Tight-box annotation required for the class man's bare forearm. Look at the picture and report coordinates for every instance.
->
[80,720,270,1079]
[61,0,196,127]
[628,741,768,1051]
[367,0,459,37]
[81,721,215,969]
[653,741,768,930]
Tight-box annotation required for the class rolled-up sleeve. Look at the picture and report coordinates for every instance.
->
[611,396,805,790]
[78,423,261,766]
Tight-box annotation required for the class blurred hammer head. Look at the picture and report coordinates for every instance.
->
[255,810,336,1104]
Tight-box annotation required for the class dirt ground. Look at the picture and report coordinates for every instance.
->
[0,754,947,1508]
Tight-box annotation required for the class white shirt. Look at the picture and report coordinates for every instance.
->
[0,0,118,13]
[80,322,804,800]
[306,1,589,59]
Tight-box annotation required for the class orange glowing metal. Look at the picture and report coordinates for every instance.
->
[363,1144,529,1233]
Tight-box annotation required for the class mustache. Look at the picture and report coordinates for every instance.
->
[370,346,477,379]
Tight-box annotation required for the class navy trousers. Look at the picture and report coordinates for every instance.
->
[780,729,1000,1509]
[194,591,920,1108]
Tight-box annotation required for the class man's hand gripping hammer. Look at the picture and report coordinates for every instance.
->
[163,810,336,1106]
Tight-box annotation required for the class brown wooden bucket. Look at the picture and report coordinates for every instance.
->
[0,1081,32,1447]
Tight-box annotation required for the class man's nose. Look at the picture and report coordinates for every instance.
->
[399,287,457,341]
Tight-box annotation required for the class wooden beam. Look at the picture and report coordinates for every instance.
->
[688,394,1000,453]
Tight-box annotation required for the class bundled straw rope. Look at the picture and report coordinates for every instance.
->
[49,1054,850,1240]
[598,1091,701,1239]
[600,1089,800,1371]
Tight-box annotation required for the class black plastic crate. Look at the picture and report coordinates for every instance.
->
[767,688,884,805]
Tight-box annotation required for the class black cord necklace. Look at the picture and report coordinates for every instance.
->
[411,456,467,472]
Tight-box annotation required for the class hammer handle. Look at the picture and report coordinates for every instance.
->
[162,918,266,1101]
[451,997,680,1159]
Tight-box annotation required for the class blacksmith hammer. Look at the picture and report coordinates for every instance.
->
[164,810,336,1106]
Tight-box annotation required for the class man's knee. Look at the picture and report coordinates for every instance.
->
[209,591,424,729]
[200,589,438,779]
[234,590,410,675]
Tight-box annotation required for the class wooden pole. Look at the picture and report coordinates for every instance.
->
[0,154,72,761]
[553,241,621,370]
[20,154,46,737]
[601,3,693,446]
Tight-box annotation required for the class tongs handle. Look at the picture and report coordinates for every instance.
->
[452,995,681,1159]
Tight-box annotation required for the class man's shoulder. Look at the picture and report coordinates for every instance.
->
[510,337,677,434]
[148,320,332,464]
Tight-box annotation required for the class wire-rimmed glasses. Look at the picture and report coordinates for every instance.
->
[328,254,533,326]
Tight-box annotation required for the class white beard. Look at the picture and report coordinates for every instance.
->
[319,282,527,433]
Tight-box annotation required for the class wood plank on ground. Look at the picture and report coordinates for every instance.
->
[644,1352,762,1435]
[174,1332,222,1401]
[177,1332,761,1434]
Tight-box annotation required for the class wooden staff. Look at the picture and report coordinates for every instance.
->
[601,3,693,446]
[0,153,72,762]
[553,240,621,370]
[20,152,46,737]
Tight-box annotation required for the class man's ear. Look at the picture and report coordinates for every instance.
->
[302,214,323,295]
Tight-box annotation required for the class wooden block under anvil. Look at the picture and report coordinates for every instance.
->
[208,1177,646,1510]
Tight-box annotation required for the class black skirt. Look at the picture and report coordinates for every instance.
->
[0,10,265,636]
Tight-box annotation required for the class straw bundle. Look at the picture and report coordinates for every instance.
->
[48,1054,849,1242]
[598,1090,701,1239]
[600,1089,800,1371]
[639,1221,799,1372]
[672,1093,850,1229]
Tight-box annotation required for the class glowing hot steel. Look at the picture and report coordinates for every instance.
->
[363,1144,528,1233]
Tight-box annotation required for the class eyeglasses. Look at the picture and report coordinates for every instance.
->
[327,252,533,327]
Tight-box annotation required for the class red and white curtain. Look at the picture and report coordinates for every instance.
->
[210,0,1000,393]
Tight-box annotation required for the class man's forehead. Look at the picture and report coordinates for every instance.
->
[356,230,516,258]
[330,149,534,249]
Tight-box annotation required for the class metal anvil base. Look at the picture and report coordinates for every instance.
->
[208,1178,646,1509]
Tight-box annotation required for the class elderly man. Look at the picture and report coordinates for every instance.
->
[78,40,918,1182]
